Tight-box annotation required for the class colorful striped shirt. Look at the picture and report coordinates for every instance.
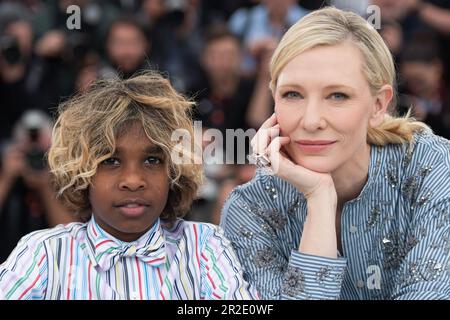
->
[0,217,258,300]
[221,130,450,300]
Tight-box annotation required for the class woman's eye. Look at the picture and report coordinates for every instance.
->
[101,157,119,165]
[281,91,302,99]
[145,156,162,165]
[329,92,349,100]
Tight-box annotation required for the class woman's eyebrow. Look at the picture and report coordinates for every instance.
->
[277,83,356,91]
[323,84,355,91]
[277,83,304,89]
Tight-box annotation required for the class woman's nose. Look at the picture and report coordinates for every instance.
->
[301,100,326,131]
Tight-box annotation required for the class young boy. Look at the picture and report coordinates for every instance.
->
[0,72,258,300]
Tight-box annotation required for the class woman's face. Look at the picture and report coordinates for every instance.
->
[274,42,390,173]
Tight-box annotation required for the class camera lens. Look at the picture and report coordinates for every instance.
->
[27,147,46,171]
[0,34,21,65]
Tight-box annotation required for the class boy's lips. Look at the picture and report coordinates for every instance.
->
[114,198,150,207]
[114,199,150,217]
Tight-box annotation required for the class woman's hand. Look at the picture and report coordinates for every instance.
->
[251,114,339,258]
[251,113,336,200]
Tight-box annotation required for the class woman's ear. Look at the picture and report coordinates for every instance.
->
[369,85,393,127]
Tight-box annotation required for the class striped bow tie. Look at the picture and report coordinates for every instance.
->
[94,231,166,271]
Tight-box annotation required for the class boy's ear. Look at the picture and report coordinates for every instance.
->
[369,84,393,128]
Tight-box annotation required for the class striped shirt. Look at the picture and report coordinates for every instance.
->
[221,130,450,300]
[0,217,258,300]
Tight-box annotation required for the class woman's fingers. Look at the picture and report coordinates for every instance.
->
[249,117,337,199]
[266,136,334,197]
[266,136,291,174]
[251,117,280,155]
[260,113,277,130]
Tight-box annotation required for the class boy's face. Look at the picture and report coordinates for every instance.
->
[89,122,169,242]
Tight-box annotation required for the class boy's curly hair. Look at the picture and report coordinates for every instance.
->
[47,71,202,223]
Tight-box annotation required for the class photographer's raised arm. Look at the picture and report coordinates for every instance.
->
[0,143,77,226]
[0,145,25,208]
[0,173,14,209]
[33,171,79,226]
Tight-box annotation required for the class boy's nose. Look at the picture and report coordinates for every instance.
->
[118,168,147,191]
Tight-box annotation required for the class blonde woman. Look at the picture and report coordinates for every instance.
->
[221,7,450,300]
[0,72,258,300]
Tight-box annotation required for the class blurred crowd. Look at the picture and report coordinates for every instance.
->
[0,0,449,262]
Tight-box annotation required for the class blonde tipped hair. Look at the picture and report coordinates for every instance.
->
[270,6,428,145]
[48,71,202,222]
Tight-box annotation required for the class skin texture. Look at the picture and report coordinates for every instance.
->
[89,122,169,242]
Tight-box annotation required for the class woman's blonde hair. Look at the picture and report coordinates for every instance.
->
[48,71,202,223]
[270,6,428,145]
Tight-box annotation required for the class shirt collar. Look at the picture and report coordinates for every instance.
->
[83,216,166,271]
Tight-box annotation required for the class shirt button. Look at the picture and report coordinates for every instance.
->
[356,280,365,288]
[349,225,358,233]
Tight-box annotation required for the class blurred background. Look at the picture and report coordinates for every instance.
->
[0,0,449,262]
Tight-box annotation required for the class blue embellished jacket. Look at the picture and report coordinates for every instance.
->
[221,130,450,300]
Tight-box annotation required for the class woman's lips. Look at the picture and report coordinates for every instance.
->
[295,140,337,153]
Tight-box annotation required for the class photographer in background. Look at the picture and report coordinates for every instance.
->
[399,36,450,139]
[33,0,119,57]
[140,0,205,93]
[98,15,152,80]
[0,2,36,142]
[0,110,77,263]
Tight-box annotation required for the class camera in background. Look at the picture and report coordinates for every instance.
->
[26,128,46,171]
[13,110,53,171]
[0,34,21,65]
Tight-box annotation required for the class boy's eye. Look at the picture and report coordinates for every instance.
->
[281,91,302,99]
[101,157,119,165]
[100,156,163,166]
[328,92,349,100]
[145,156,163,165]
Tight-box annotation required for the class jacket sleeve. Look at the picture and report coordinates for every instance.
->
[391,135,450,299]
[221,187,347,300]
